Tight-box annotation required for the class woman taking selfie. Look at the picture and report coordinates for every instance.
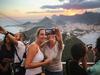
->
[41,28,64,75]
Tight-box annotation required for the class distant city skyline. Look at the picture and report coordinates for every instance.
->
[0,0,100,25]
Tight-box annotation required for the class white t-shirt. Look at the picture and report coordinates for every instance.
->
[14,41,26,63]
[42,42,64,72]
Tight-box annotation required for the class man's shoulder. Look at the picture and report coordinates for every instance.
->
[17,41,25,46]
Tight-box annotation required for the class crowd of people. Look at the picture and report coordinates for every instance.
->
[0,26,100,75]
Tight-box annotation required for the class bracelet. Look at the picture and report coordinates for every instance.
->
[5,31,9,36]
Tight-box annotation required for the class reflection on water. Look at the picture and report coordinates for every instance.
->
[78,32,100,47]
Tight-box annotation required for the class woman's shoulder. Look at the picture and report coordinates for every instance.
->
[27,42,39,55]
[28,42,39,50]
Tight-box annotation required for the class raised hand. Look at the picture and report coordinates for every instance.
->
[0,26,6,34]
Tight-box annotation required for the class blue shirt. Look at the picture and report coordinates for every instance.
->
[87,60,100,75]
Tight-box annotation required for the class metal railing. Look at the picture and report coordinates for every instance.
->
[62,62,94,75]
[62,62,94,65]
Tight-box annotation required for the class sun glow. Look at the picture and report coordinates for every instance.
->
[64,9,85,16]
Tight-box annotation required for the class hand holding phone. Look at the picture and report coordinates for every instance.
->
[45,29,55,35]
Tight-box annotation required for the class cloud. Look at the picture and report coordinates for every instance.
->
[70,0,85,4]
[27,10,63,14]
[58,0,65,2]
[27,11,45,14]
[41,0,100,9]
[46,10,63,13]
[80,1,100,9]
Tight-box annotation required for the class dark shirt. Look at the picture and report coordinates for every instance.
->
[0,44,15,64]
[66,60,88,75]
[0,44,15,75]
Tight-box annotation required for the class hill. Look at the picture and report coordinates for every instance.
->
[36,17,57,28]
[52,12,100,25]
[62,32,84,61]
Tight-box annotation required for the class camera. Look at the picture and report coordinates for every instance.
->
[87,44,92,49]
[45,29,55,35]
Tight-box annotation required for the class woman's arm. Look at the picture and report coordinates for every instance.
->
[55,28,63,50]
[0,26,18,45]
[25,44,50,69]
[6,33,18,45]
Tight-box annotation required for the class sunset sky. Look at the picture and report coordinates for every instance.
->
[0,0,100,25]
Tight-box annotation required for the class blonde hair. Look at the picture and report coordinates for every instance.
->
[36,28,45,37]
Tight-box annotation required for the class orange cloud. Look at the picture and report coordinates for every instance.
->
[27,10,64,17]
[64,9,85,16]
[0,9,87,19]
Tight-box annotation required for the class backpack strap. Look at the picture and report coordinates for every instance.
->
[15,50,23,64]
[23,46,27,59]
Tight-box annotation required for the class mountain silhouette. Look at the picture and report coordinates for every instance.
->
[36,17,56,28]
[52,12,100,25]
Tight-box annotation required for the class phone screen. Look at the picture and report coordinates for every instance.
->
[45,29,53,35]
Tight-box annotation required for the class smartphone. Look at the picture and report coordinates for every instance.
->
[45,29,55,35]
[87,44,92,49]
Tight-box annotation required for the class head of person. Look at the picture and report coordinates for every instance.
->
[71,43,86,62]
[46,28,57,44]
[3,32,14,44]
[14,32,26,41]
[1,32,16,52]
[47,34,56,43]
[36,28,46,44]
[95,37,100,62]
